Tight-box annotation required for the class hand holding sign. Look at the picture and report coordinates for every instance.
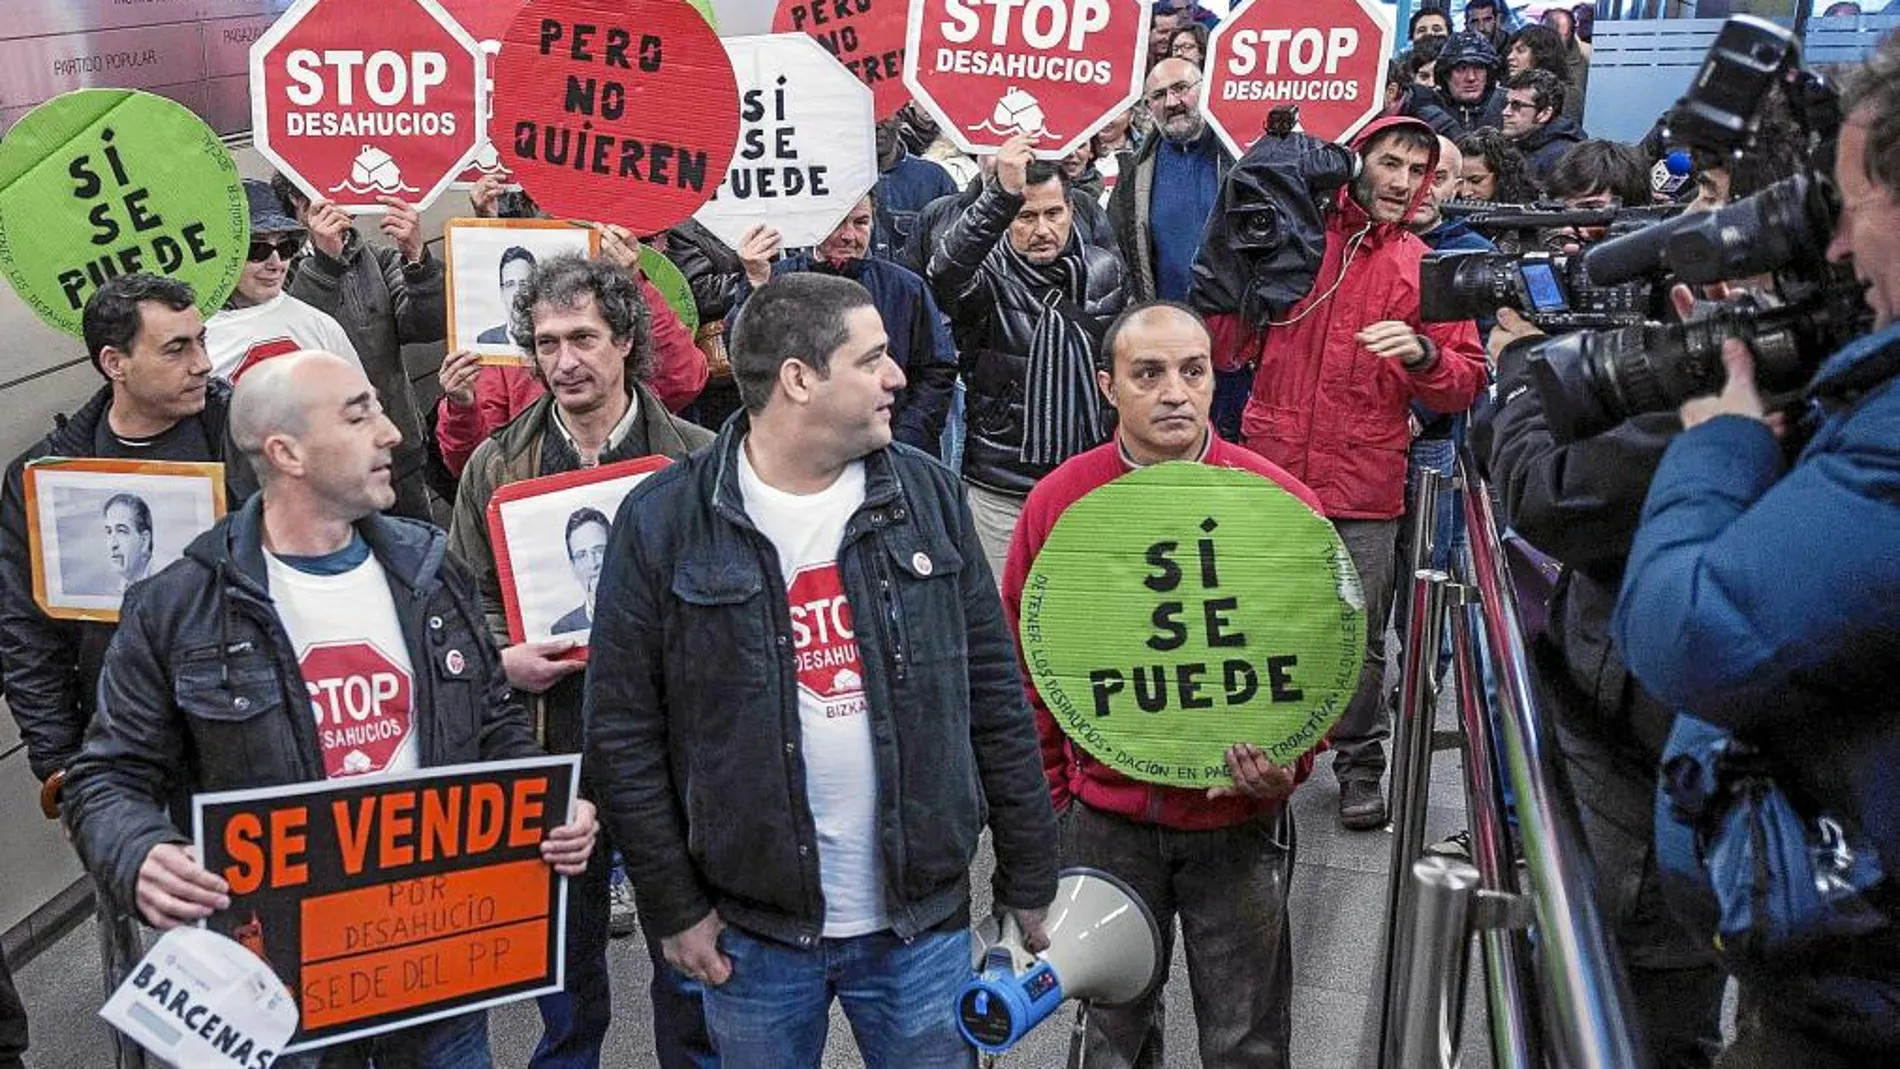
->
[377,196,428,261]
[307,199,356,259]
[539,797,597,875]
[737,224,783,287]
[1208,743,1297,802]
[995,132,1037,195]
[137,843,231,930]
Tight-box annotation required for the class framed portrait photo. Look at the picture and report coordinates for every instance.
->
[486,456,672,658]
[23,458,227,622]
[445,218,601,366]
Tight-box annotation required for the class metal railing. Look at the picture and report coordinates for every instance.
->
[1372,456,1646,1069]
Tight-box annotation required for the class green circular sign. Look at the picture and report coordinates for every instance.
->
[0,89,249,337]
[639,244,699,335]
[1020,462,1367,789]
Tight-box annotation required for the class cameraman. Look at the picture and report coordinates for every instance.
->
[1479,101,1812,1069]
[1614,36,1900,1065]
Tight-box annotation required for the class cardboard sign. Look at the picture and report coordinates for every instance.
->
[1204,0,1394,155]
[903,0,1150,159]
[192,756,580,1053]
[0,89,249,337]
[22,458,227,624]
[251,0,487,212]
[640,243,700,335]
[692,34,877,251]
[443,217,600,364]
[100,927,299,1069]
[487,456,671,657]
[772,0,910,120]
[1019,463,1365,788]
[439,0,529,188]
[490,0,742,234]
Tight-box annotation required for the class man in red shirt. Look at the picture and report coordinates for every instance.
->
[1002,302,1326,1068]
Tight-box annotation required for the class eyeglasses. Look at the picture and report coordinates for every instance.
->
[247,237,303,262]
[1145,79,1201,106]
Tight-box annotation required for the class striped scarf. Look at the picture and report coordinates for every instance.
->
[994,240,1104,466]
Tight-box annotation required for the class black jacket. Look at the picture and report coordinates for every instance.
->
[927,181,1128,495]
[1516,116,1586,182]
[1105,127,1235,303]
[1484,336,1682,764]
[664,219,746,325]
[62,497,541,918]
[583,420,1059,947]
[0,382,256,784]
[897,178,1117,280]
[1410,84,1508,139]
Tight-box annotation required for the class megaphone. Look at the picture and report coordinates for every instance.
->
[957,867,1163,1054]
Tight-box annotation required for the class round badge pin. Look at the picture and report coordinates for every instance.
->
[912,552,933,576]
[445,649,466,676]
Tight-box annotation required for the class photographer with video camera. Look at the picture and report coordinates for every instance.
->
[1614,31,1900,1065]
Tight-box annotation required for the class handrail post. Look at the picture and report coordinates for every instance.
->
[1376,566,1450,1067]
[1392,857,1481,1069]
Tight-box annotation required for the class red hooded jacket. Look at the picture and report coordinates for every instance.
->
[1209,115,1487,521]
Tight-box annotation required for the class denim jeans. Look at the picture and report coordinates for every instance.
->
[643,919,720,1068]
[700,926,974,1069]
[1058,803,1296,1069]
[531,846,612,1069]
[272,1011,490,1069]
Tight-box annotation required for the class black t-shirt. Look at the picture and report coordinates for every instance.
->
[92,403,213,462]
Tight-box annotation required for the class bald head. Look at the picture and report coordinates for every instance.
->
[1104,302,1210,371]
[1145,58,1206,143]
[231,351,360,481]
[1411,136,1466,234]
[1096,301,1214,464]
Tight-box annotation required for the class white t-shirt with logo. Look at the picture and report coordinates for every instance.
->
[207,292,361,383]
[265,551,418,779]
[737,444,888,938]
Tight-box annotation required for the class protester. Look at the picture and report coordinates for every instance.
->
[443,255,711,1069]
[61,349,599,1068]
[1409,31,1508,138]
[1504,70,1586,181]
[927,134,1129,578]
[206,181,360,383]
[1207,117,1487,828]
[1149,7,1182,67]
[899,158,1118,280]
[1546,139,1651,210]
[1613,37,1900,1065]
[659,219,749,430]
[873,117,958,257]
[1108,58,1240,437]
[1463,0,1506,49]
[585,272,1058,1068]
[1060,141,1108,202]
[731,197,957,455]
[1411,6,1452,40]
[1503,24,1581,121]
[272,175,442,520]
[1004,302,1325,1068]
[1541,6,1592,117]
[1169,22,1209,67]
[433,227,710,479]
[1457,127,1542,202]
[897,101,982,189]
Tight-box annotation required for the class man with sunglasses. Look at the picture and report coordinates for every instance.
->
[1106,58,1239,435]
[205,181,360,385]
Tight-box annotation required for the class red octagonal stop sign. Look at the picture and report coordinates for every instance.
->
[250,0,486,212]
[1204,0,1394,159]
[301,640,415,778]
[903,0,1149,160]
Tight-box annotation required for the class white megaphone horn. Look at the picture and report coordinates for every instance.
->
[957,867,1164,1054]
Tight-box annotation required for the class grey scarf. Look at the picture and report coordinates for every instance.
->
[993,239,1104,466]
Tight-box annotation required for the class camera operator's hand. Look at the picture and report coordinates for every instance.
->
[1488,307,1544,362]
[1679,339,1768,429]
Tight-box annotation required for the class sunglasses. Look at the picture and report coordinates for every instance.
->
[247,237,304,262]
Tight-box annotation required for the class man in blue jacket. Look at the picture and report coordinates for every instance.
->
[585,272,1058,1069]
[1614,35,1900,1066]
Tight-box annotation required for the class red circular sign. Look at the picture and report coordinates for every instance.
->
[489,0,740,234]
[250,0,486,211]
[773,0,910,121]
[1204,0,1394,158]
[301,640,415,778]
[902,0,1149,160]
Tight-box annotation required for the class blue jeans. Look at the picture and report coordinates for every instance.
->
[531,846,613,1068]
[702,926,974,1069]
[643,919,720,1068]
[273,1011,490,1068]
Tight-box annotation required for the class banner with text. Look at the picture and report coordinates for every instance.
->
[772,0,909,119]
[1019,463,1365,789]
[192,755,579,1052]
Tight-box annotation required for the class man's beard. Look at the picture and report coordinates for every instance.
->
[1160,110,1206,144]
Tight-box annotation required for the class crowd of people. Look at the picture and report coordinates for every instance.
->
[0,1,1895,1067]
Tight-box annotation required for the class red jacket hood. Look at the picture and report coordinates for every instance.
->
[1334,114,1440,234]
